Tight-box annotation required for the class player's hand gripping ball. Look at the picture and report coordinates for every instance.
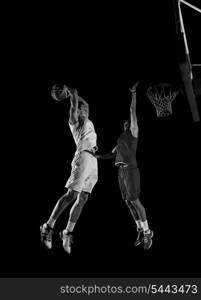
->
[51,84,68,101]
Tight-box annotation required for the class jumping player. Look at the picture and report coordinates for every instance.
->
[40,87,98,253]
[96,82,153,250]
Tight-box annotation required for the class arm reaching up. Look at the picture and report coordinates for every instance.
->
[69,89,79,124]
[67,86,89,124]
[78,95,89,107]
[129,82,139,138]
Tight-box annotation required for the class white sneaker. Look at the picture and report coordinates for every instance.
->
[40,223,54,249]
[59,230,73,253]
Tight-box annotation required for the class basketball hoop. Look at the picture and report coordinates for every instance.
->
[146,83,179,117]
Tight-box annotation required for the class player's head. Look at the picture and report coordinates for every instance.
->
[124,120,130,131]
[78,101,89,121]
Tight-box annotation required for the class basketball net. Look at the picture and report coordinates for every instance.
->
[146,85,179,117]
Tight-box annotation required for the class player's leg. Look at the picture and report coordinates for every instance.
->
[47,189,78,228]
[60,152,98,253]
[125,167,146,225]
[131,198,153,231]
[125,199,143,231]
[65,191,89,235]
[118,166,143,246]
[128,199,153,249]
[40,188,78,249]
[66,152,97,232]
[60,191,89,253]
[68,191,89,229]
[119,167,142,225]
[126,167,153,249]
[125,199,144,246]
[40,152,85,250]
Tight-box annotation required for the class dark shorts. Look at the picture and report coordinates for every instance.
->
[118,165,140,201]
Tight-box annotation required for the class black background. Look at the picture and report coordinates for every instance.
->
[3,0,201,278]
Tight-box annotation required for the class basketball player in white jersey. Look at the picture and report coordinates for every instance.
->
[40,87,98,253]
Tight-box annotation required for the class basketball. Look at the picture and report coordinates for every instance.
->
[51,84,68,101]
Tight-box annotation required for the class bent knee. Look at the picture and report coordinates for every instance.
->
[125,199,133,208]
[127,195,140,204]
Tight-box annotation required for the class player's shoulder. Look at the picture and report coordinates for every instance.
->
[69,120,79,129]
[86,118,93,124]
[86,119,94,128]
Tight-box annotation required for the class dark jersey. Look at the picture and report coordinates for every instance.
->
[115,130,138,167]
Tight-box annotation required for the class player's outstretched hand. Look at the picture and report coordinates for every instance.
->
[129,81,139,93]
[74,89,79,101]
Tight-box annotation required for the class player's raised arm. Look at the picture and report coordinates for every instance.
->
[69,89,79,124]
[129,82,139,138]
[78,95,89,107]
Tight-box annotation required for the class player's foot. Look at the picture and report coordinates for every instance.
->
[143,230,153,250]
[134,228,144,247]
[40,223,54,249]
[59,230,73,254]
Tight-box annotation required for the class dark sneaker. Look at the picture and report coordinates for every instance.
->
[59,230,73,254]
[40,223,54,249]
[134,228,144,247]
[143,230,154,250]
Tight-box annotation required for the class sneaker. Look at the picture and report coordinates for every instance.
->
[134,228,144,247]
[143,230,154,250]
[40,223,54,249]
[59,230,73,254]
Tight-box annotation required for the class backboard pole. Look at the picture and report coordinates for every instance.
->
[179,61,200,122]
[179,0,201,13]
[173,0,200,122]
[178,0,193,79]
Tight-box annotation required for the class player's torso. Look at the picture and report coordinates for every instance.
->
[71,119,97,152]
[115,130,138,167]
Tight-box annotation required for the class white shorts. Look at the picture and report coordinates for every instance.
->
[65,151,98,193]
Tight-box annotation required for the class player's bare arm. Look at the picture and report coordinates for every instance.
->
[78,96,89,107]
[69,89,79,124]
[96,146,117,159]
[129,82,139,138]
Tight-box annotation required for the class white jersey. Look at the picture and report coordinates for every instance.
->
[69,119,97,153]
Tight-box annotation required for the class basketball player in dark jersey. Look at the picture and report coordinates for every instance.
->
[96,82,153,250]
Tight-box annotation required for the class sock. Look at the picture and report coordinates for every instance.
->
[47,218,56,229]
[65,221,76,233]
[140,220,150,233]
[135,220,142,230]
